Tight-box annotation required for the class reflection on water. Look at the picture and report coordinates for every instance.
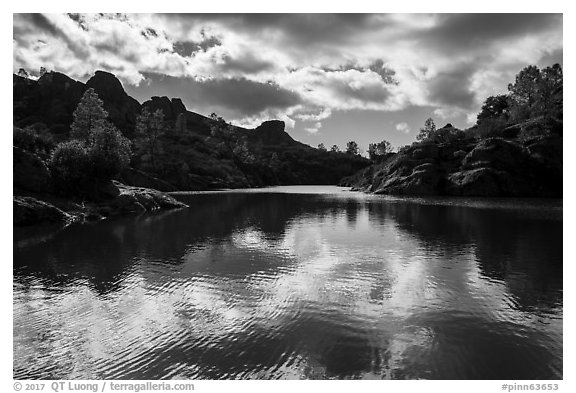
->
[13,186,563,379]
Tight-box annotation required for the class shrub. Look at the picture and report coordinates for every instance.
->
[13,126,54,156]
[49,140,92,195]
[49,122,132,196]
[88,122,132,179]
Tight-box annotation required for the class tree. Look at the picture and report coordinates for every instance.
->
[330,145,340,153]
[39,67,48,76]
[207,114,254,165]
[269,152,281,172]
[416,118,436,141]
[88,121,132,179]
[50,89,132,195]
[368,140,393,160]
[317,143,327,151]
[537,63,563,121]
[70,88,109,141]
[135,107,166,171]
[508,65,541,120]
[49,140,92,194]
[346,141,359,155]
[477,95,510,124]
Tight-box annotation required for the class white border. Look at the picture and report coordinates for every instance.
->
[2,3,571,392]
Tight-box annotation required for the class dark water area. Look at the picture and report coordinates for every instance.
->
[13,186,563,379]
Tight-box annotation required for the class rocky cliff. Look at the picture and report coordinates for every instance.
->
[341,131,562,198]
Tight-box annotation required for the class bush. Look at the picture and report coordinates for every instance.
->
[88,123,132,179]
[13,125,55,156]
[49,123,132,196]
[49,140,93,195]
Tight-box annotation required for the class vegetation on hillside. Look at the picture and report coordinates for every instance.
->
[49,88,132,196]
[339,63,563,197]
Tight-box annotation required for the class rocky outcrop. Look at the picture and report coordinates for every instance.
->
[14,69,370,191]
[104,182,187,214]
[247,120,301,146]
[85,71,141,135]
[13,181,187,227]
[14,196,72,226]
[14,70,142,136]
[13,72,86,135]
[13,143,187,226]
[142,96,187,121]
[342,135,562,198]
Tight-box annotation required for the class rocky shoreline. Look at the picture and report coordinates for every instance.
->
[340,133,562,198]
[14,145,187,227]
[14,181,187,227]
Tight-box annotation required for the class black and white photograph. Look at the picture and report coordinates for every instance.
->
[8,6,567,388]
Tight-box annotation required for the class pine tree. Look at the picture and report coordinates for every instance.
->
[70,88,108,141]
[417,118,436,141]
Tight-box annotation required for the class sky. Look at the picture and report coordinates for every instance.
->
[13,13,563,151]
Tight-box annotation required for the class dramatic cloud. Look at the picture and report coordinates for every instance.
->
[13,13,563,140]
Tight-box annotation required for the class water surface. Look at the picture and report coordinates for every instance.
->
[13,186,563,379]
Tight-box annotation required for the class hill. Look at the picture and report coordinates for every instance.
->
[14,70,370,192]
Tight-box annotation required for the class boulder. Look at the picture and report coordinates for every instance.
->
[14,196,72,226]
[107,181,187,216]
[462,138,528,170]
[447,168,503,196]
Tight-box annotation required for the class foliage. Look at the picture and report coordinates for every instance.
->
[13,124,55,156]
[477,95,510,124]
[87,122,132,179]
[135,107,166,170]
[416,118,436,141]
[536,64,563,122]
[49,140,93,194]
[330,145,340,153]
[346,141,359,155]
[206,113,255,165]
[317,143,327,151]
[507,64,563,123]
[269,152,281,172]
[70,88,109,141]
[49,89,132,195]
[368,140,392,160]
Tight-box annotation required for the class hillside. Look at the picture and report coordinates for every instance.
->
[340,123,562,197]
[13,71,370,192]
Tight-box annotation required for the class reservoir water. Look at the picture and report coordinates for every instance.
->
[13,186,563,379]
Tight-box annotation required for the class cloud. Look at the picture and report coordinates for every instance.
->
[13,13,563,130]
[127,72,302,126]
[304,122,322,134]
[395,122,411,134]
